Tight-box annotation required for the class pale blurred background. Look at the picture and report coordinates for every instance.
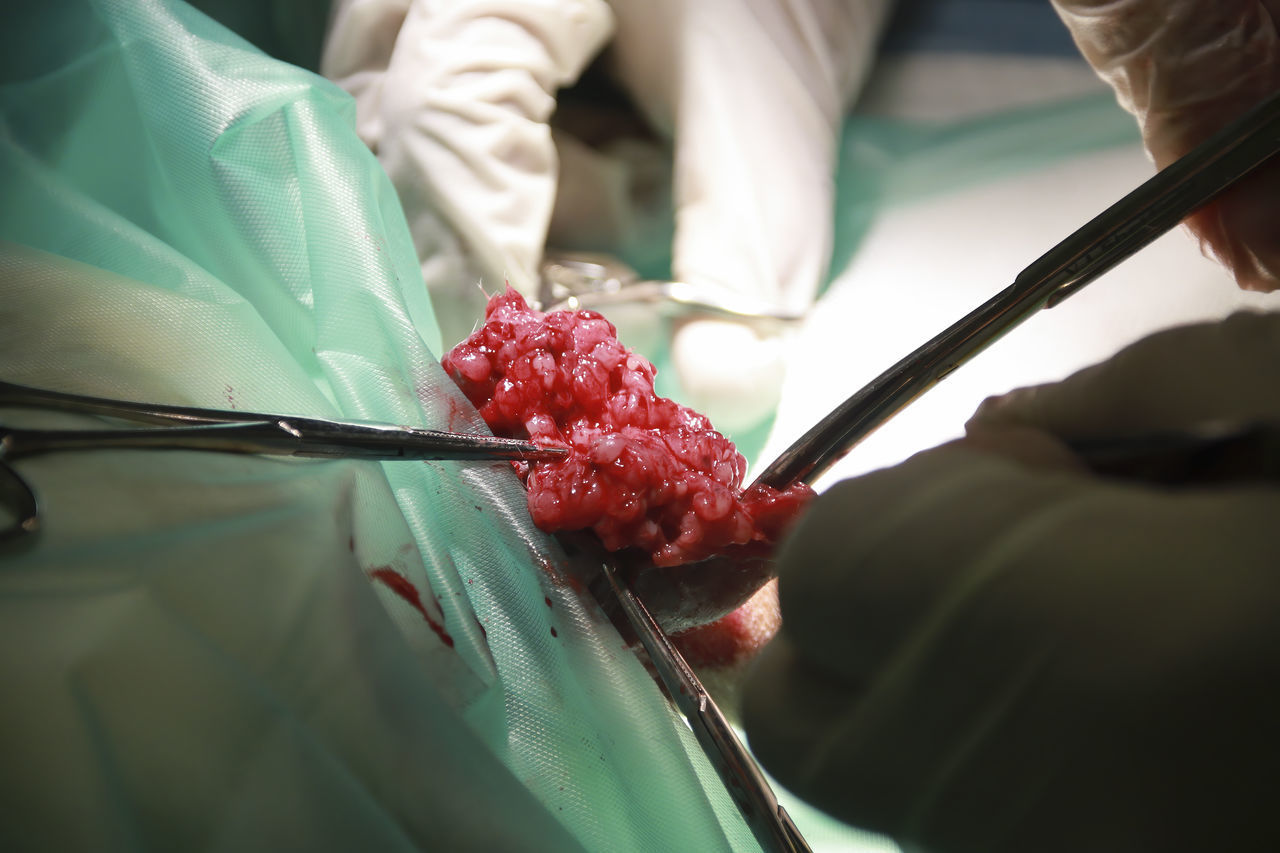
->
[753,0,1280,490]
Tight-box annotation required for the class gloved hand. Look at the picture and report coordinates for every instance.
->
[579,0,892,429]
[323,0,892,424]
[742,311,1280,852]
[321,0,615,347]
[1051,0,1280,291]
[594,0,889,318]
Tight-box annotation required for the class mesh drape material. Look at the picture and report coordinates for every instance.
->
[0,2,755,849]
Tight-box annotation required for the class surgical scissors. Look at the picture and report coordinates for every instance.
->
[0,380,566,542]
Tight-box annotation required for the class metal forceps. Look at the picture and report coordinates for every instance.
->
[0,380,566,542]
[600,90,1280,853]
[601,559,813,853]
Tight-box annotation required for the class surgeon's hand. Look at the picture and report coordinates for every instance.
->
[590,0,888,318]
[742,311,1280,852]
[321,0,615,347]
[563,0,890,429]
[323,0,891,425]
[1051,0,1280,291]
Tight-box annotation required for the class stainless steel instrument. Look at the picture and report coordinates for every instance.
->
[0,380,566,542]
[754,89,1280,491]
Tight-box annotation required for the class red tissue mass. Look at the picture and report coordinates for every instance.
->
[442,287,813,569]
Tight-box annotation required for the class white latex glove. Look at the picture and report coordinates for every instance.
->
[577,0,893,429]
[601,0,891,317]
[321,0,614,346]
[742,311,1280,852]
[1051,0,1280,291]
